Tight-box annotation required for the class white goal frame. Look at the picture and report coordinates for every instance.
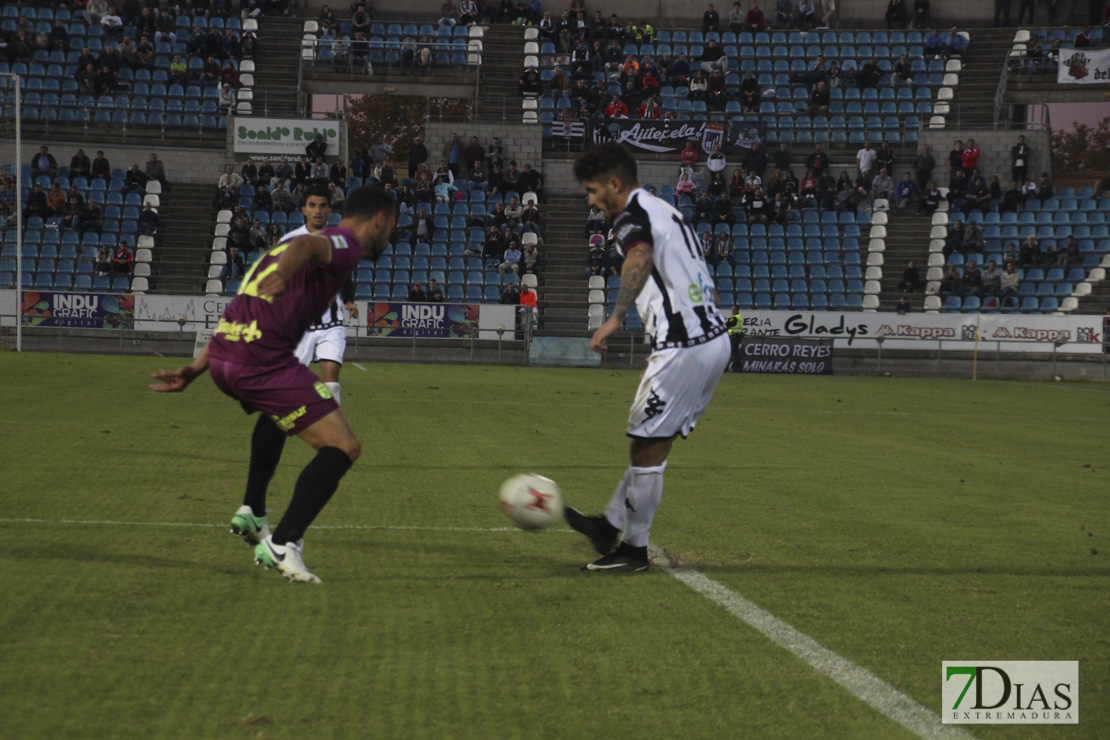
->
[0,73,21,351]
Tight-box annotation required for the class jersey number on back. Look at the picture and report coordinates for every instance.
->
[671,215,707,263]
[237,244,289,300]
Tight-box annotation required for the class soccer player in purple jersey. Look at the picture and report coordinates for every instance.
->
[151,187,396,583]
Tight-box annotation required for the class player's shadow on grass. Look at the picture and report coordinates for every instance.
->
[0,542,204,570]
[340,538,587,577]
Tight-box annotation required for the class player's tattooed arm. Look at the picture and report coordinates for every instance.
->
[611,242,653,321]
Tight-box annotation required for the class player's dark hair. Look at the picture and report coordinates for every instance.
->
[343,186,397,220]
[574,143,638,188]
[304,185,330,201]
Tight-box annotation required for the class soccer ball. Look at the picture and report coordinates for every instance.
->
[499,473,563,531]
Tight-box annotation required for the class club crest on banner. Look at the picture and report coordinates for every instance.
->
[701,122,726,153]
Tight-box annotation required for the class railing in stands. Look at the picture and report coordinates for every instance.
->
[298,38,481,94]
[994,44,1012,126]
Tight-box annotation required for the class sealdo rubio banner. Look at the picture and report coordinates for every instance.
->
[735,335,834,374]
[1056,47,1110,84]
[589,119,764,155]
[22,291,134,329]
[364,301,480,338]
[232,117,341,160]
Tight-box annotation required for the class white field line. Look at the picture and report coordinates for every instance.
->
[0,517,541,534]
[0,516,970,737]
[650,546,973,740]
[351,362,368,372]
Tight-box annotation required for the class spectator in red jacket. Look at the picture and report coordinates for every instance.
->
[746,1,766,31]
[112,244,133,275]
[961,138,980,177]
[681,140,699,166]
[604,94,629,118]
[638,96,661,119]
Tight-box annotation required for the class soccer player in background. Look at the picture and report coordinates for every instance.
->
[565,144,730,572]
[151,187,396,583]
[287,185,358,405]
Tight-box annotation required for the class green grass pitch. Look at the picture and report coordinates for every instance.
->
[0,353,1106,739]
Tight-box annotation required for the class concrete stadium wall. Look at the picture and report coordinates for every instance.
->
[423,120,543,171]
[19,140,231,186]
[918,126,1053,186]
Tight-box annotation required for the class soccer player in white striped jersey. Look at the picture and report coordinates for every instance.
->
[288,185,358,405]
[565,143,731,573]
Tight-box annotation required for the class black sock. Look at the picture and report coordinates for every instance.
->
[617,541,648,561]
[244,415,287,518]
[597,515,620,539]
[271,447,353,545]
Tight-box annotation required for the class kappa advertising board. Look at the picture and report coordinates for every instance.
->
[736,311,1104,353]
[232,117,341,160]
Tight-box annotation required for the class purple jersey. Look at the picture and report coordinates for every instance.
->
[209,226,362,367]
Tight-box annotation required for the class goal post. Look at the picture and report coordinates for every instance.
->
[0,73,21,351]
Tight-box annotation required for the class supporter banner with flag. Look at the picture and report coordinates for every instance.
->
[551,120,587,141]
[1056,47,1110,84]
[589,119,764,155]
[726,119,768,153]
[21,291,134,329]
[364,301,480,338]
[232,117,341,160]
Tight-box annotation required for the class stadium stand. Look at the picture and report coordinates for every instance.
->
[302,21,483,73]
[925,186,1110,313]
[1006,26,1107,81]
[204,168,543,304]
[0,158,161,293]
[0,4,260,131]
[583,185,883,323]
[524,27,967,144]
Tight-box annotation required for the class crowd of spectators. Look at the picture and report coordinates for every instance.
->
[1,3,261,130]
[521,8,969,127]
[310,2,455,75]
[21,147,165,255]
[929,134,1085,309]
[439,0,544,28]
[211,131,546,307]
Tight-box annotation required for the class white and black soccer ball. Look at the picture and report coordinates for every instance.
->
[499,473,563,531]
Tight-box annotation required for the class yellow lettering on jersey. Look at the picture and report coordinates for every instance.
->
[238,243,290,302]
[271,405,307,432]
[215,318,263,343]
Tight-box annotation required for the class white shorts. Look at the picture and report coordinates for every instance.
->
[627,334,731,440]
[294,325,346,367]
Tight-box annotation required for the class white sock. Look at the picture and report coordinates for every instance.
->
[604,467,633,531]
[325,382,341,405]
[621,463,667,547]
